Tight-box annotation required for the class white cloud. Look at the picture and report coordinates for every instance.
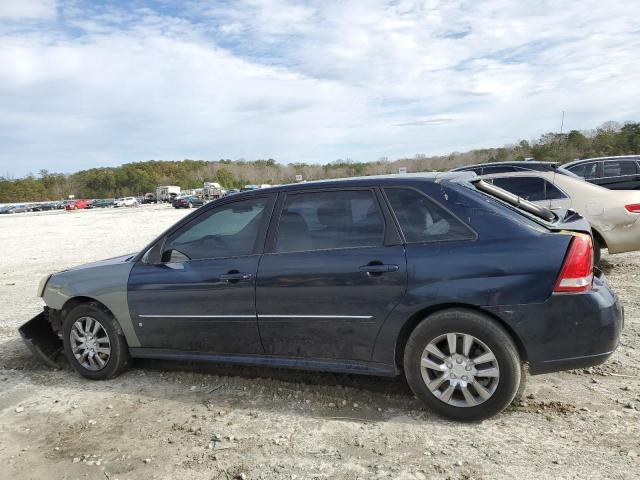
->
[0,0,56,19]
[0,0,639,175]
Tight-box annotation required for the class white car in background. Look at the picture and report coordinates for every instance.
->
[113,196,139,208]
[482,171,640,263]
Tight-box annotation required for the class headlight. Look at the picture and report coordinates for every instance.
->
[37,274,52,297]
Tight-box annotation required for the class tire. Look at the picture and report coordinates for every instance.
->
[62,302,131,380]
[404,308,521,421]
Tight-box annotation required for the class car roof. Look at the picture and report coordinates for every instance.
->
[228,171,477,197]
[451,161,558,171]
[563,155,640,167]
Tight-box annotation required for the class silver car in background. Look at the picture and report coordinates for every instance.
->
[481,171,640,263]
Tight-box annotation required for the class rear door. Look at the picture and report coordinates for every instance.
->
[256,187,407,361]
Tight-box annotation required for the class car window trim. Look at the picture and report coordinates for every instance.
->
[381,185,478,245]
[263,186,396,255]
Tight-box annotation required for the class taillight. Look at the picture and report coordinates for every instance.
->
[554,233,594,293]
[625,204,640,213]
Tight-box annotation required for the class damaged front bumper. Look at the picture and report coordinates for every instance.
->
[18,309,63,368]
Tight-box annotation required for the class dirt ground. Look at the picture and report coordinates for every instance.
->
[0,205,639,480]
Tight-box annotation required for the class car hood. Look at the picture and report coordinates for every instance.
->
[64,253,136,272]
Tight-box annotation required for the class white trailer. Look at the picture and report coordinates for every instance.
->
[203,182,223,200]
[156,186,181,203]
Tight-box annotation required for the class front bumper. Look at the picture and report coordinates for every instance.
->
[18,310,63,368]
[486,272,623,375]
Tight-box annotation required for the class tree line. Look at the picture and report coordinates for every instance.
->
[1,121,638,203]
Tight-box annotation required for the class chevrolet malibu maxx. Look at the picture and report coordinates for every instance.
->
[19,173,623,421]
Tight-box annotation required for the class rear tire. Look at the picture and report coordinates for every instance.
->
[404,308,521,421]
[62,302,131,380]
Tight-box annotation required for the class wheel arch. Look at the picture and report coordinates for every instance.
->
[591,227,607,249]
[58,296,124,337]
[393,303,528,371]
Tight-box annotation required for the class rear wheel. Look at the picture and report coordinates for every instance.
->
[62,302,131,380]
[404,308,521,421]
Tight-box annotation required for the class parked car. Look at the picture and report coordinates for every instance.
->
[30,202,58,211]
[559,155,640,190]
[92,198,114,208]
[225,189,240,196]
[114,197,139,208]
[19,173,623,421]
[172,195,205,209]
[65,200,89,210]
[0,204,29,214]
[481,171,640,263]
[451,161,568,176]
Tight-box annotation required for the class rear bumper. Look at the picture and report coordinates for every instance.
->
[486,273,623,375]
[604,220,640,254]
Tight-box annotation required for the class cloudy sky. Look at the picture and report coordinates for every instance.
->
[1,0,639,176]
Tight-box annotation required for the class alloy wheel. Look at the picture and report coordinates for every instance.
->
[69,316,111,371]
[420,332,500,407]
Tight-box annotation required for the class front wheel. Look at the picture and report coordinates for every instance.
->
[62,302,131,380]
[404,308,521,421]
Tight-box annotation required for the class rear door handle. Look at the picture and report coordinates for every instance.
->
[359,264,399,274]
[219,272,253,282]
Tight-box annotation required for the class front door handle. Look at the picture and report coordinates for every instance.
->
[219,272,253,282]
[359,264,399,274]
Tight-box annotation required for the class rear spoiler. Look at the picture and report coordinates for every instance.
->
[471,179,555,222]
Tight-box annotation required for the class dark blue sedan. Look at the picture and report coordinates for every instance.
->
[20,172,623,421]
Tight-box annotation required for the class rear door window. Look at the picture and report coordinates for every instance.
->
[384,187,475,243]
[275,190,384,253]
[602,160,638,177]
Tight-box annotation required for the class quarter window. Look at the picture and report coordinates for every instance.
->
[163,197,269,262]
[275,190,384,253]
[384,188,475,243]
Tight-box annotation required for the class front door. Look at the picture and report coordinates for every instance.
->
[256,188,407,361]
[128,195,275,353]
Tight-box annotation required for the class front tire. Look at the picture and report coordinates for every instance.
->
[404,308,521,421]
[62,302,131,380]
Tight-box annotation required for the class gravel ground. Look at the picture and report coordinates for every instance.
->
[0,205,639,480]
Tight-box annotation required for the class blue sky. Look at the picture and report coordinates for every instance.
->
[1,0,639,176]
